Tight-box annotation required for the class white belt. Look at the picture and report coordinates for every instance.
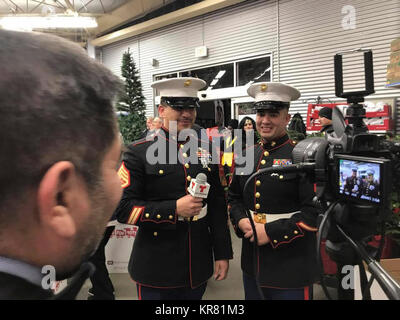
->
[249,210,300,224]
[178,204,207,222]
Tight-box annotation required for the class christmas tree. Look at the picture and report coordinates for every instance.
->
[117,48,147,144]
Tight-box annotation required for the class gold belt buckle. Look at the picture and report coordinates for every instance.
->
[185,216,198,222]
[253,213,267,224]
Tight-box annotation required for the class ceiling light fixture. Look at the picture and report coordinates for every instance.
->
[0,15,98,31]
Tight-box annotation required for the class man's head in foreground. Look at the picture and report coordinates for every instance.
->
[0,30,123,280]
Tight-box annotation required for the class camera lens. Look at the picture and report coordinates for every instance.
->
[292,137,328,164]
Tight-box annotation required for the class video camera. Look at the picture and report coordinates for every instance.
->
[244,49,400,299]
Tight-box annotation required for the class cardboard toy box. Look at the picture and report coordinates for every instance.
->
[390,50,400,64]
[391,38,400,52]
[387,62,400,84]
[355,258,400,300]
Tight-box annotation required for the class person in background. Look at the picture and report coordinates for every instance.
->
[318,107,333,135]
[152,117,163,131]
[239,116,258,148]
[0,30,123,299]
[228,82,319,300]
[239,117,256,132]
[146,116,155,130]
[227,119,239,131]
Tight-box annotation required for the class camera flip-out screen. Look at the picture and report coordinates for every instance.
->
[336,155,389,204]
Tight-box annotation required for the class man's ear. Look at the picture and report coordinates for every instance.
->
[286,111,292,124]
[158,104,165,118]
[37,161,84,239]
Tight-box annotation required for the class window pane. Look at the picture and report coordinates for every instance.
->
[235,102,255,116]
[237,56,271,86]
[154,73,178,81]
[180,63,234,90]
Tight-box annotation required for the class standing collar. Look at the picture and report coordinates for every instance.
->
[160,125,197,144]
[260,133,289,150]
[0,256,43,287]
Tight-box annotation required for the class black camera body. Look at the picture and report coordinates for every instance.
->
[293,49,395,221]
[290,49,400,299]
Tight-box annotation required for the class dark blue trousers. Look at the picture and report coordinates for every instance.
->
[243,273,313,300]
[137,282,207,300]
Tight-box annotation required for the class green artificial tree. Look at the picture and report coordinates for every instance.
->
[117,48,147,145]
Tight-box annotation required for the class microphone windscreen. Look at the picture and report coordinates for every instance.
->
[195,173,207,184]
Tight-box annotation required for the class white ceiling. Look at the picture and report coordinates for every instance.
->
[0,0,129,15]
[0,0,177,44]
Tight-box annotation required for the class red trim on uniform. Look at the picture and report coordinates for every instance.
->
[140,216,177,224]
[132,139,152,147]
[179,149,189,194]
[304,286,310,300]
[137,284,142,300]
[156,131,169,141]
[297,221,318,232]
[254,145,264,211]
[269,225,305,249]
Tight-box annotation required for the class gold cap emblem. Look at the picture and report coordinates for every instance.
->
[184,80,192,87]
[260,84,268,92]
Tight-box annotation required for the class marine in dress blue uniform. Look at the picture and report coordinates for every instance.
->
[114,78,233,300]
[228,82,319,300]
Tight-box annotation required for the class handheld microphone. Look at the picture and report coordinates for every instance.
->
[187,173,210,199]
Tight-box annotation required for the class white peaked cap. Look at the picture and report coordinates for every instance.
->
[151,77,207,99]
[247,82,301,103]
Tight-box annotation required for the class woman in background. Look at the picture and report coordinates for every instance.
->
[239,116,258,148]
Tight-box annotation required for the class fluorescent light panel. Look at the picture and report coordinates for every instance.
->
[0,16,98,30]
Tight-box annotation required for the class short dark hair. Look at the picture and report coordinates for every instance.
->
[0,30,122,214]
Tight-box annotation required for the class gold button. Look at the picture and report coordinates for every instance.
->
[255,203,260,210]
[261,160,266,165]
[169,215,174,220]
[271,141,276,147]
[193,216,198,221]
[156,214,161,219]
[159,169,164,175]
[187,176,191,181]
[145,213,150,218]
[256,180,261,186]
[264,151,269,157]
[180,144,184,149]
[255,192,260,198]
[279,175,284,179]
[153,232,158,236]
[294,230,298,235]
[183,153,188,158]
[292,140,297,144]
[208,167,211,172]
[284,235,288,239]
[273,240,278,243]
[185,163,190,169]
